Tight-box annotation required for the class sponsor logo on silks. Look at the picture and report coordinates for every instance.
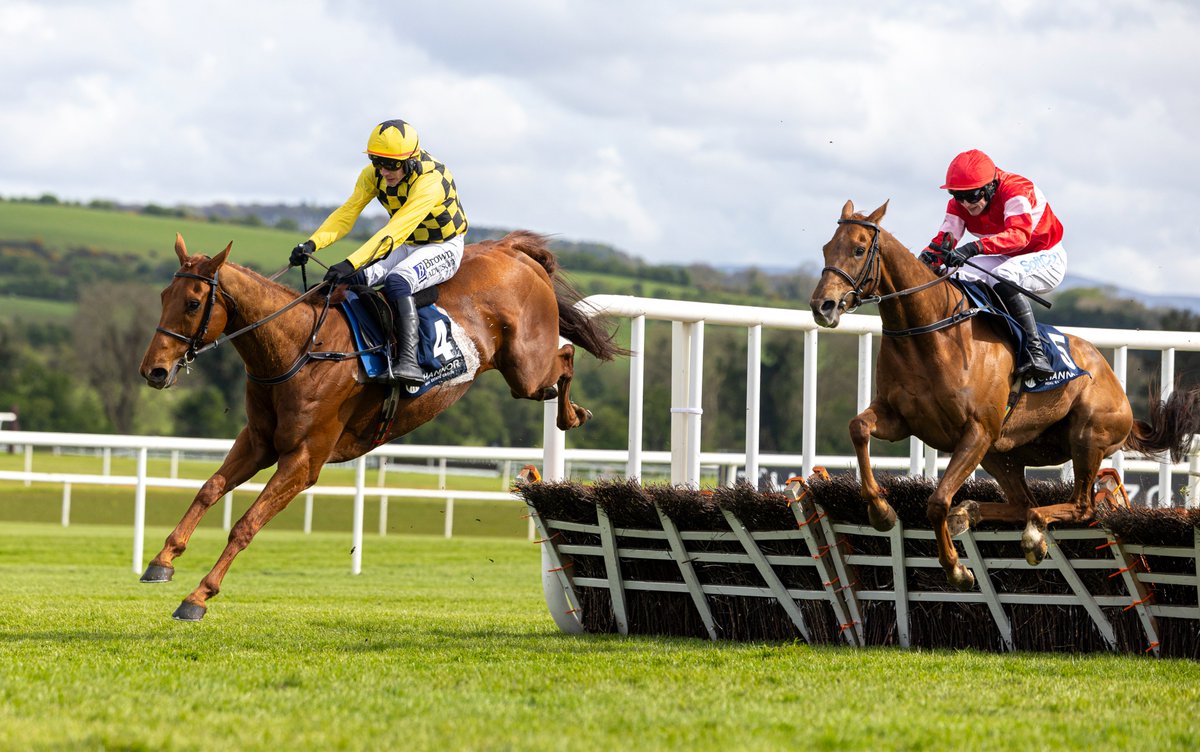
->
[414,262,428,281]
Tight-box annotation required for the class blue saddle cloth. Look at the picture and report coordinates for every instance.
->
[955,280,1089,393]
[337,290,468,397]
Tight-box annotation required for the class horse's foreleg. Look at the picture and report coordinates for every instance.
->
[928,424,993,591]
[141,430,276,583]
[850,400,909,531]
[172,450,319,621]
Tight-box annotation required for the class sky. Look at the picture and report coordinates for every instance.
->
[1,0,1197,294]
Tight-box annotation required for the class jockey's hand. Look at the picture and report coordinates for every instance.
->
[290,240,316,267]
[322,260,357,284]
[942,241,981,268]
[918,248,943,268]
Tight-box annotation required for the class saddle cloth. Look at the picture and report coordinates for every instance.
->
[337,289,473,397]
[955,280,1090,393]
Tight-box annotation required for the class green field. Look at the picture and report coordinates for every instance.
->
[2,522,1199,751]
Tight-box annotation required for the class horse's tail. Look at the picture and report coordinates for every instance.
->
[1122,387,1200,463]
[505,230,627,362]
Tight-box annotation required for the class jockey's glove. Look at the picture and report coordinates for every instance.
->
[290,240,316,267]
[323,260,357,284]
[942,241,981,268]
[918,249,942,267]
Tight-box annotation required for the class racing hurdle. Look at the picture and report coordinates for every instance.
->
[519,469,1200,657]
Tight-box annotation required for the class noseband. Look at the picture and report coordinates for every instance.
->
[822,218,884,312]
[155,269,235,363]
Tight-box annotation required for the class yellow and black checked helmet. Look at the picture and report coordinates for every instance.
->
[365,119,420,160]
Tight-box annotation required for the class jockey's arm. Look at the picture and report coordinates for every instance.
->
[308,167,377,251]
[978,198,1035,255]
[342,171,446,271]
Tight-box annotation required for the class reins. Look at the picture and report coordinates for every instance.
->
[825,218,978,337]
[157,265,384,384]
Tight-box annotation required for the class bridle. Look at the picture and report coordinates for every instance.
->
[822,218,953,313]
[821,218,886,313]
[155,268,234,364]
[154,266,342,383]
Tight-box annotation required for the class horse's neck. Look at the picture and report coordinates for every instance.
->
[219,265,316,366]
[876,238,958,334]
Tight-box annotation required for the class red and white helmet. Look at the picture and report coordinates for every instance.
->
[940,149,997,191]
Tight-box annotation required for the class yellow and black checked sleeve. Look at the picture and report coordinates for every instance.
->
[307,166,378,251]
[342,170,446,270]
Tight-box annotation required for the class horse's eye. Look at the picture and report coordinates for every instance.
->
[186,300,201,313]
[854,246,867,258]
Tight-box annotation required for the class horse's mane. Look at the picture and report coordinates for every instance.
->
[183,255,304,299]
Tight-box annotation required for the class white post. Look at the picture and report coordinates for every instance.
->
[1159,348,1176,507]
[909,438,924,477]
[856,332,874,480]
[685,321,704,487]
[102,447,111,476]
[626,315,646,480]
[222,492,233,531]
[132,447,147,574]
[1112,346,1128,477]
[802,328,818,479]
[543,397,565,481]
[61,482,71,527]
[670,321,690,485]
[352,456,365,575]
[444,498,455,539]
[23,444,32,487]
[501,460,512,491]
[170,450,179,479]
[745,324,762,488]
[303,491,314,534]
[378,456,389,537]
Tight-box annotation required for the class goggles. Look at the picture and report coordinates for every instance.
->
[949,186,990,204]
[370,156,405,171]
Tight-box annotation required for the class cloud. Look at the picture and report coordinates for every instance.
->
[1,0,1197,294]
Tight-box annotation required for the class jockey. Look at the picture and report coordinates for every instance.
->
[919,149,1064,379]
[289,119,468,386]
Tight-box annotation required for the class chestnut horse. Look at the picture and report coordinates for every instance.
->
[139,230,621,619]
[810,200,1200,590]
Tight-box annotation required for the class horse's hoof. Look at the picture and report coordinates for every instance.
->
[946,500,980,538]
[140,564,174,583]
[949,563,976,591]
[1021,521,1048,566]
[172,601,207,621]
[867,502,897,532]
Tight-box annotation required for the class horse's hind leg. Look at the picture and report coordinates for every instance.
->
[1022,441,1108,566]
[551,344,591,430]
[141,429,276,583]
[947,453,1034,536]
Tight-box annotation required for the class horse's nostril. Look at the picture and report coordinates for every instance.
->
[820,300,836,314]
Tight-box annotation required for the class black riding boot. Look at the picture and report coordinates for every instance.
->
[387,294,426,387]
[996,282,1053,379]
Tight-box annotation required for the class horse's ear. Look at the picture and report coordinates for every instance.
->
[867,200,890,224]
[174,233,189,264]
[211,242,233,268]
[840,200,855,220]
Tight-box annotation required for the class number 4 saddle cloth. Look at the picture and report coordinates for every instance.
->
[337,288,480,397]
[956,279,1089,393]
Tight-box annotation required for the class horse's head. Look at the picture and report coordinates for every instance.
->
[809,199,889,328]
[140,233,234,389]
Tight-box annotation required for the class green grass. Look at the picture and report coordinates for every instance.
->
[0,294,76,323]
[2,523,1199,751]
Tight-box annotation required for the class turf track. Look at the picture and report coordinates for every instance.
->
[2,523,1200,751]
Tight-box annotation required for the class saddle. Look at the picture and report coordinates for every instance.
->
[344,284,438,353]
[953,279,1089,393]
